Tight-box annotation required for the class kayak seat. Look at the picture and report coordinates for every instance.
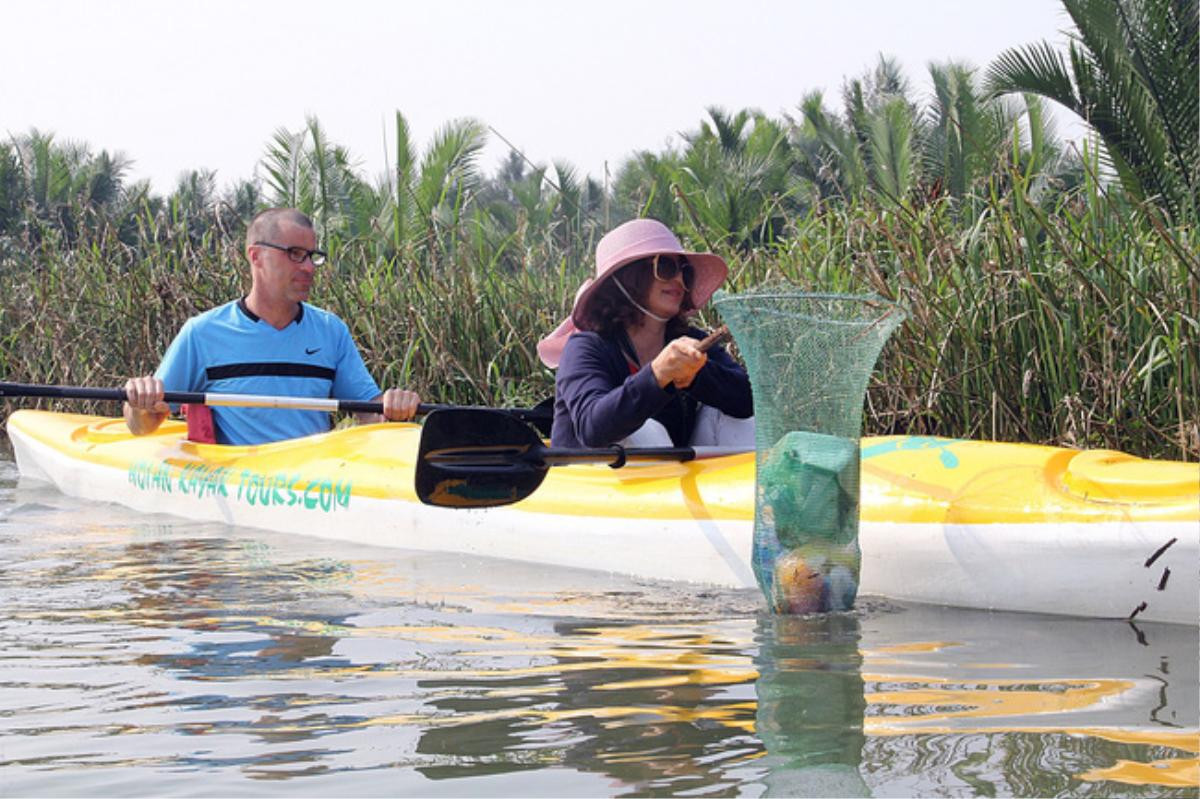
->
[1061,449,1200,504]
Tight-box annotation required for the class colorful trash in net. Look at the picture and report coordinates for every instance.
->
[713,289,905,613]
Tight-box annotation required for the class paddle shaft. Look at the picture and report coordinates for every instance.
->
[0,381,545,423]
[415,406,752,507]
[425,444,748,468]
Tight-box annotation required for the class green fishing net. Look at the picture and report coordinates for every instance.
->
[712,289,905,614]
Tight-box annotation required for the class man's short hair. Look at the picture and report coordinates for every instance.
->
[246,208,314,251]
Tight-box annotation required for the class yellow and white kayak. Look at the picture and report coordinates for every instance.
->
[7,409,1198,624]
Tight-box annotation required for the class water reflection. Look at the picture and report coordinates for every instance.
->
[857,606,1199,797]
[0,457,1197,797]
[755,613,869,797]
[414,618,759,793]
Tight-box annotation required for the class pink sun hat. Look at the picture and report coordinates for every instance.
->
[536,219,728,368]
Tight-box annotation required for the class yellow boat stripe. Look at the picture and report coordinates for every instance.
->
[9,411,1198,525]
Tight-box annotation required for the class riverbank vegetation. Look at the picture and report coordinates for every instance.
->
[1,0,1195,459]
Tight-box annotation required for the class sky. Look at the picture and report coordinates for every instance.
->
[3,0,1085,195]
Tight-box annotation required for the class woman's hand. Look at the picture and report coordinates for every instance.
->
[650,337,707,389]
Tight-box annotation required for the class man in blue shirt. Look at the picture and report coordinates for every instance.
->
[123,208,420,444]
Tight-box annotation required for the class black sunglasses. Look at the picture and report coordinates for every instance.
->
[254,241,328,266]
[651,254,694,289]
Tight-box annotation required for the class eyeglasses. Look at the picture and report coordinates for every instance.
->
[651,254,694,289]
[254,241,328,266]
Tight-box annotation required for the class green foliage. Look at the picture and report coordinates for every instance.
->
[925,62,1004,200]
[615,106,803,249]
[262,115,373,240]
[986,0,1199,220]
[1,9,1196,460]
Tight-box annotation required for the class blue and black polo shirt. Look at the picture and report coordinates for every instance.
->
[155,298,380,445]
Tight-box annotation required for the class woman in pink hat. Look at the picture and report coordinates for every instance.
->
[537,218,753,449]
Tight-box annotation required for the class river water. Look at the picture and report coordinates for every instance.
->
[1,440,1196,798]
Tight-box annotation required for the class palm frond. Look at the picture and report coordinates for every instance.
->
[988,0,1197,219]
[261,127,307,209]
[1108,0,1198,201]
[390,110,417,248]
[414,118,487,237]
[868,98,915,204]
[801,93,868,198]
[985,41,1079,107]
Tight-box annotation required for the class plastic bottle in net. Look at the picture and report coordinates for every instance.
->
[712,289,905,613]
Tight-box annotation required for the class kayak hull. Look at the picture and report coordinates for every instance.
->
[7,410,1197,624]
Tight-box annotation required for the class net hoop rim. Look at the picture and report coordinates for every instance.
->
[713,292,907,328]
[713,290,901,307]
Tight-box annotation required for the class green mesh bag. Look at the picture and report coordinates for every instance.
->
[712,289,905,614]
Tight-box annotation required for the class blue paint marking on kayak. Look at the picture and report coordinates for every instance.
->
[861,436,962,469]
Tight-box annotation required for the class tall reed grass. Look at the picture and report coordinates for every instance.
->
[1,180,1196,461]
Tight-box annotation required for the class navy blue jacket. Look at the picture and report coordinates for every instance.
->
[551,327,753,448]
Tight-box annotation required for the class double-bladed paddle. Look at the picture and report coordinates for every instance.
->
[414,407,748,509]
[0,381,553,430]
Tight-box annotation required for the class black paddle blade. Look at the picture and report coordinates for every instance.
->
[415,408,550,508]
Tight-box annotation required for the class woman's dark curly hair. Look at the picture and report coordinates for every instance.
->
[578,258,692,339]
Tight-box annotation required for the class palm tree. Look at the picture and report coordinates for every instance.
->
[842,55,918,146]
[221,178,262,222]
[790,90,869,202]
[4,130,136,244]
[612,106,806,248]
[171,169,217,215]
[260,115,371,239]
[790,57,922,207]
[673,106,801,247]
[793,57,1078,211]
[401,114,488,261]
[612,149,683,227]
[794,87,918,208]
[864,97,917,205]
[78,149,131,209]
[924,62,1007,200]
[985,0,1199,220]
[0,143,23,236]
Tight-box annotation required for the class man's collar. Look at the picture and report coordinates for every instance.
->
[237,297,304,325]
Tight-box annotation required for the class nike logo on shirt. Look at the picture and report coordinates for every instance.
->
[305,347,321,355]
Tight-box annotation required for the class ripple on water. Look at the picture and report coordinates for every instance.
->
[0,445,1197,797]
